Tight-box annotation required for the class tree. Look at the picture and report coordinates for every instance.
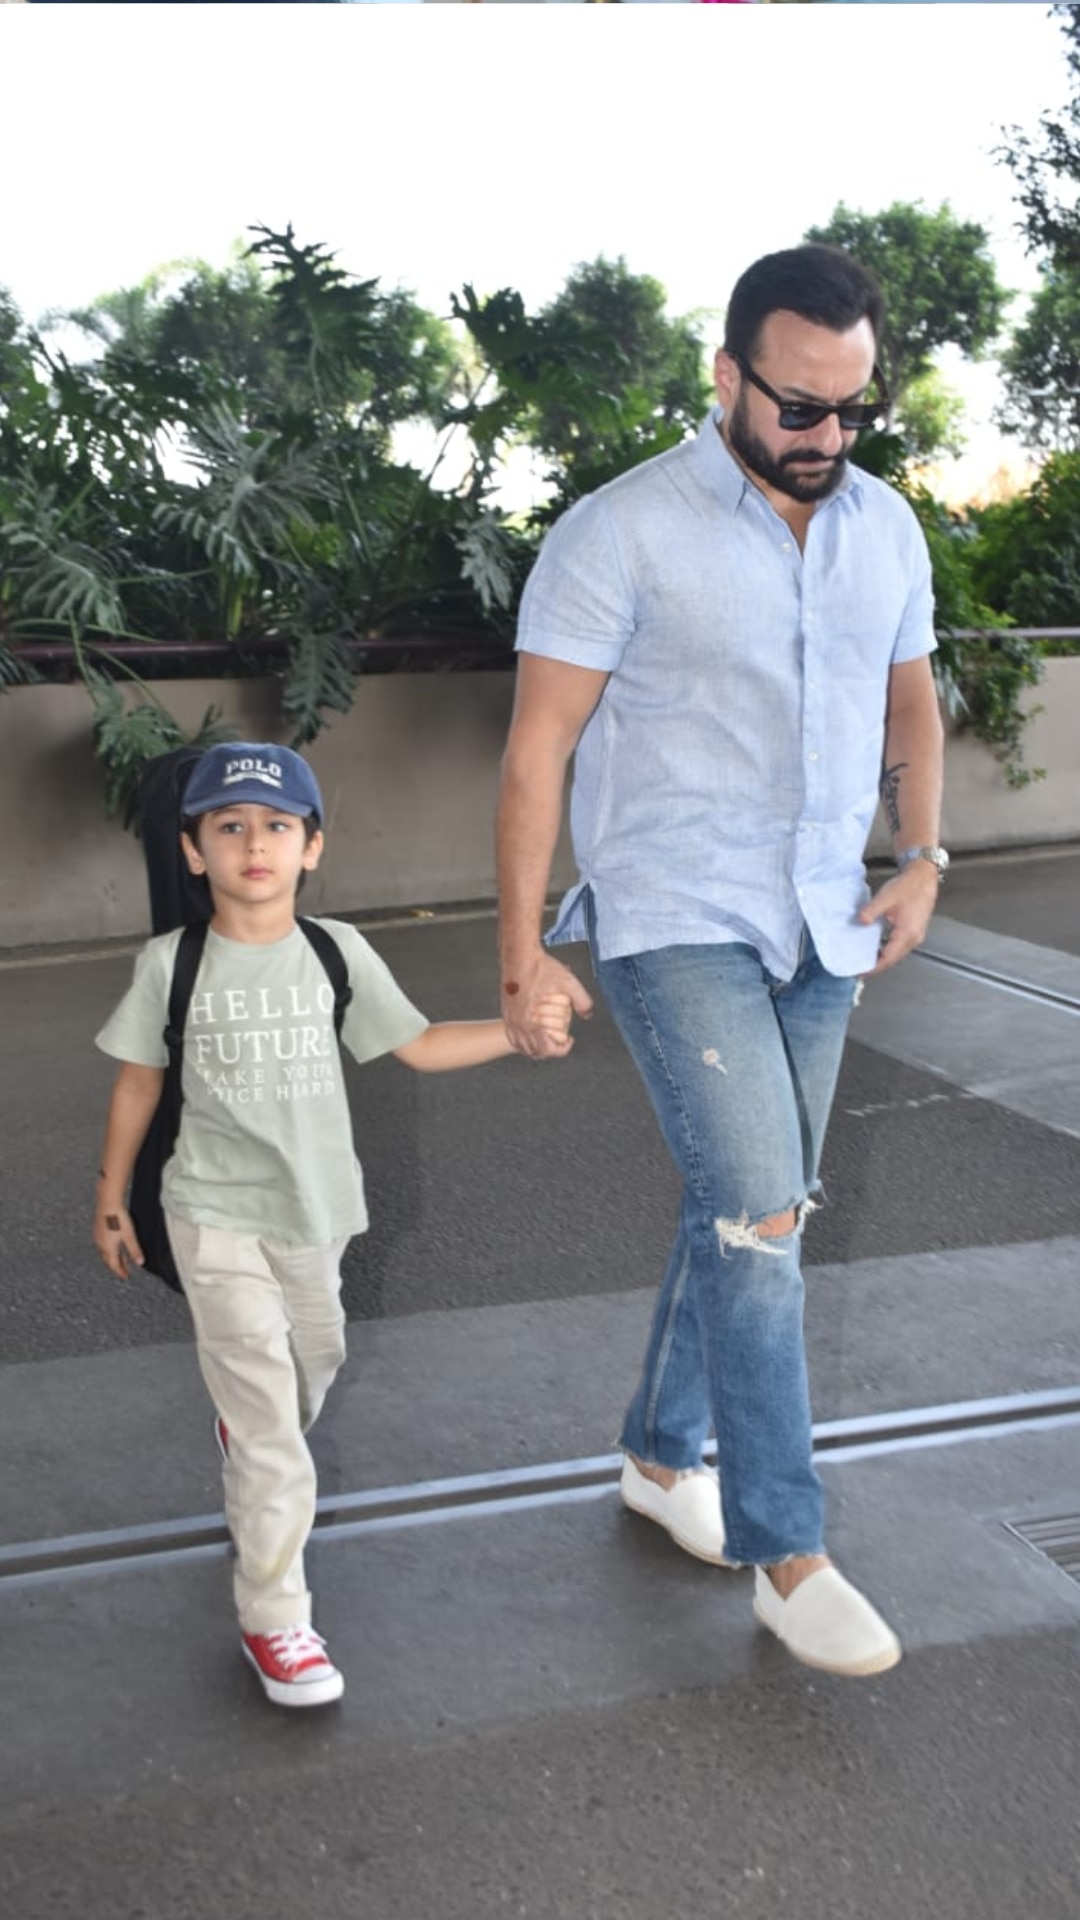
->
[892,368,968,463]
[995,7,1080,449]
[998,2,1080,273]
[898,486,1045,791]
[996,259,1080,450]
[802,202,1009,454]
[0,230,524,818]
[968,449,1080,627]
[450,257,711,520]
[530,257,712,502]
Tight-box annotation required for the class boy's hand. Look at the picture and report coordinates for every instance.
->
[522,991,575,1058]
[502,954,593,1058]
[93,1204,145,1280]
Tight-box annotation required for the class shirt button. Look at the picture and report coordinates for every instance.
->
[809,751,820,762]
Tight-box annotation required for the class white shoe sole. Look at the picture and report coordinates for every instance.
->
[752,1566,902,1677]
[752,1598,902,1676]
[243,1642,345,1707]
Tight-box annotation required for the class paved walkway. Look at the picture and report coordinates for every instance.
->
[3,848,1080,1920]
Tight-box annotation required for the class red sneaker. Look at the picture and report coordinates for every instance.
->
[214,1415,229,1464]
[242,1625,345,1708]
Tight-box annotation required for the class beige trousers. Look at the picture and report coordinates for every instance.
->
[167,1215,349,1635]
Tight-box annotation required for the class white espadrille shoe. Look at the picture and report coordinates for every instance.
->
[620,1455,730,1566]
[753,1565,901,1676]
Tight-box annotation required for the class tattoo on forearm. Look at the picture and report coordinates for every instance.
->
[880,760,909,837]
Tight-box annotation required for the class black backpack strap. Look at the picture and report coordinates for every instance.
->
[129,920,209,1295]
[164,921,210,1061]
[297,917,352,1042]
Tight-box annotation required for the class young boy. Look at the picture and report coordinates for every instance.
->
[93,742,571,1709]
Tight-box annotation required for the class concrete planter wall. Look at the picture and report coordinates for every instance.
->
[1,657,1078,950]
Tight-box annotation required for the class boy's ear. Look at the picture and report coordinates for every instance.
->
[180,831,205,876]
[302,829,325,873]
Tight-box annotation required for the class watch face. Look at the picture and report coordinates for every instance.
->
[900,846,948,875]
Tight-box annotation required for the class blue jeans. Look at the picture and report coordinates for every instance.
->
[590,912,856,1565]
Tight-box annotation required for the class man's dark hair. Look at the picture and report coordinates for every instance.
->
[723,245,885,362]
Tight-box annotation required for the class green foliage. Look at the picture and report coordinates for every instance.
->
[803,202,1008,435]
[531,258,712,501]
[997,259,1080,451]
[997,3,1080,273]
[279,627,358,748]
[901,487,1045,789]
[896,369,968,462]
[1,483,128,635]
[967,449,1080,625]
[941,631,1045,791]
[849,428,910,485]
[451,258,710,516]
[87,680,235,828]
[0,229,508,808]
[0,226,1057,823]
[995,9,1080,449]
[0,642,37,691]
[455,509,520,619]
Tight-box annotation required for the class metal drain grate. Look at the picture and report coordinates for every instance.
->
[1004,1514,1080,1586]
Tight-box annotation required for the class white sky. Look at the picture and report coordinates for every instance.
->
[0,5,1068,501]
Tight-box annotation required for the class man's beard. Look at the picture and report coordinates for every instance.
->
[725,392,848,504]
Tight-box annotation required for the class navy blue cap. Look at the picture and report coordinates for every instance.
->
[182,743,324,822]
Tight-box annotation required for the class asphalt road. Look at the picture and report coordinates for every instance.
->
[3,872,1080,1365]
[3,846,1080,1920]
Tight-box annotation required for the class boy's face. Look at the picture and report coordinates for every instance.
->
[181,804,323,911]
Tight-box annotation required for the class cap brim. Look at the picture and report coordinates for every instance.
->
[184,784,318,819]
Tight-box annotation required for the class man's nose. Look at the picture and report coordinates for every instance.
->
[809,410,846,456]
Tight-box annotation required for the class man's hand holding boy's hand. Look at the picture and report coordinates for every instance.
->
[93,1203,145,1280]
[517,991,575,1058]
[502,952,593,1058]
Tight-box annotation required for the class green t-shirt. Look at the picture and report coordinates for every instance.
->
[96,918,428,1246]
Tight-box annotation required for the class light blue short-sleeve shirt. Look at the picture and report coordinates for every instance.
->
[516,413,936,981]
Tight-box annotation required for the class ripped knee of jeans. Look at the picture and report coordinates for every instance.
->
[714,1196,818,1258]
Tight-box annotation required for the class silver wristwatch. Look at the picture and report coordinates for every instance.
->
[896,845,949,883]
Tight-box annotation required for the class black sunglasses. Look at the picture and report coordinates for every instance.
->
[732,353,889,432]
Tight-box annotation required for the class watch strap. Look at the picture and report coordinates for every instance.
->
[896,845,949,881]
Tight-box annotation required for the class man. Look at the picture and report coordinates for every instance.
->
[497,244,945,1678]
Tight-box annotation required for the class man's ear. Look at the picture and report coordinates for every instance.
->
[180,831,205,876]
[714,347,739,412]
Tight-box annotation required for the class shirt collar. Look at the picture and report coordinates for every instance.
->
[695,408,862,516]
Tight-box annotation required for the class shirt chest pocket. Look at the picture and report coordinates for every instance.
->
[809,543,914,680]
[822,622,900,688]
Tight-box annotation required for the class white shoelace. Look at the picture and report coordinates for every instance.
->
[265,1625,329,1671]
